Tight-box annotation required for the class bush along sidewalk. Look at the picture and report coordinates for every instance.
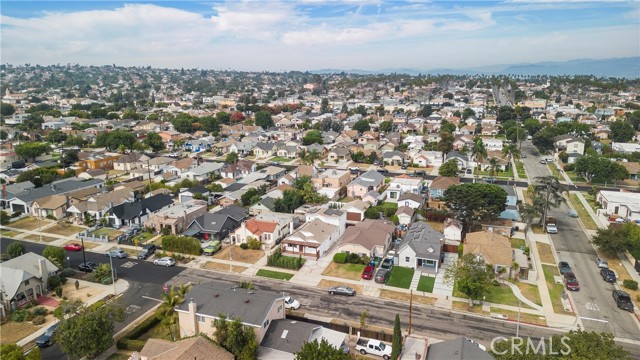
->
[267,248,305,270]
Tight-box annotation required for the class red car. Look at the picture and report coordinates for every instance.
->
[361,265,375,280]
[63,243,83,252]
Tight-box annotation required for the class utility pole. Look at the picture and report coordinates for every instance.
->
[408,289,413,335]
[108,253,117,295]
[146,159,152,188]
[516,298,522,337]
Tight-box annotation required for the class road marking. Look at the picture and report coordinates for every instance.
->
[125,304,140,314]
[121,261,137,268]
[585,302,600,311]
[580,316,608,323]
[142,296,163,302]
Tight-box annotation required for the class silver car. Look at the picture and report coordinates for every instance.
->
[106,249,127,259]
[328,285,356,296]
[153,257,176,267]
[596,257,609,269]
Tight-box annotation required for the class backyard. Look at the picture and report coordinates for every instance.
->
[568,194,599,230]
[256,269,294,281]
[213,246,265,264]
[386,267,414,289]
[542,264,572,314]
[322,262,366,281]
[417,276,435,293]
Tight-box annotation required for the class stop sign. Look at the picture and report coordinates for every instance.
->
[163,284,168,293]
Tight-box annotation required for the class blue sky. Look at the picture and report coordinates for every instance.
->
[1,1,638,71]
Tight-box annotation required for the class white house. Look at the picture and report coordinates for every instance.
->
[412,151,443,167]
[443,218,463,242]
[397,222,444,272]
[383,175,423,203]
[483,138,503,152]
[596,190,640,222]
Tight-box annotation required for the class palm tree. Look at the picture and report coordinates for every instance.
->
[471,137,487,164]
[157,283,191,340]
[488,157,500,177]
[530,176,566,230]
[502,143,520,171]
[304,149,320,165]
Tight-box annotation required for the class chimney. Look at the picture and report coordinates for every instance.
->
[289,221,294,235]
[38,258,49,289]
[188,298,199,336]
[2,184,6,200]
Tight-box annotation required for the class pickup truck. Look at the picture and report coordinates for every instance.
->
[355,338,392,359]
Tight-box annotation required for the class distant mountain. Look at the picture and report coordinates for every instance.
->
[311,57,640,78]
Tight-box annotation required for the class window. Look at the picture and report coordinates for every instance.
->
[263,319,270,328]
[278,305,283,313]
[24,280,29,286]
[197,315,205,323]
[405,257,410,262]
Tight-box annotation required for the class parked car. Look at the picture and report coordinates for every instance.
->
[377,168,388,174]
[375,268,389,284]
[540,159,547,164]
[484,177,497,183]
[362,265,375,280]
[401,163,408,170]
[521,154,527,158]
[546,224,558,234]
[106,249,127,259]
[36,323,59,347]
[328,285,356,296]
[153,257,176,267]
[78,261,98,273]
[568,210,578,218]
[596,257,609,269]
[63,243,83,252]
[284,296,300,310]
[600,268,616,283]
[355,338,392,360]
[612,289,634,312]
[203,241,222,256]
[414,170,426,177]
[380,257,394,271]
[563,272,580,291]
[137,244,157,260]
[558,261,572,275]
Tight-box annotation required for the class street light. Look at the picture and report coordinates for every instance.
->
[34,176,42,243]
[108,253,117,296]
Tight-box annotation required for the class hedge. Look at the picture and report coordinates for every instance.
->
[116,339,146,352]
[267,248,304,270]
[161,235,202,255]
[623,279,638,291]
[333,253,347,264]
[116,314,160,351]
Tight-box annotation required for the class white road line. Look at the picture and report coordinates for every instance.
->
[579,316,609,323]
[142,296,163,302]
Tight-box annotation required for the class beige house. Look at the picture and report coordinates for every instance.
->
[281,218,340,259]
[313,169,351,190]
[463,230,528,279]
[139,336,233,360]
[346,170,385,198]
[144,200,208,235]
[335,219,395,258]
[32,194,68,220]
[176,281,286,344]
[0,253,59,311]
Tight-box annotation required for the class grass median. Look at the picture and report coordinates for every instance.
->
[256,269,294,281]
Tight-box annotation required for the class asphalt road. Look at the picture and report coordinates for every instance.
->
[0,238,185,360]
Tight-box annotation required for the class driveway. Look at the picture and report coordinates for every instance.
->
[432,252,456,296]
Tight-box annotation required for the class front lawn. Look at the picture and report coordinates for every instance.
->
[536,242,555,264]
[386,266,414,289]
[269,156,292,163]
[213,246,265,264]
[515,161,527,178]
[131,232,155,246]
[322,262,366,281]
[46,224,85,236]
[256,269,294,281]
[474,167,514,179]
[510,238,525,249]
[89,227,124,239]
[453,282,528,308]
[417,276,435,293]
[9,217,52,230]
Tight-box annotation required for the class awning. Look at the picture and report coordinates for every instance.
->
[182,228,200,236]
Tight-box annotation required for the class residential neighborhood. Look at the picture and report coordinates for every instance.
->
[1,65,640,360]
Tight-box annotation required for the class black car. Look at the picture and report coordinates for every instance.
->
[414,170,426,177]
[36,323,58,347]
[375,268,389,284]
[613,290,634,312]
[78,261,98,273]
[558,261,571,275]
[600,268,616,283]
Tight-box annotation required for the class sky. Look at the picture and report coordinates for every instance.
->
[1,1,638,72]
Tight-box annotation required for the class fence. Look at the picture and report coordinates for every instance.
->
[286,314,393,343]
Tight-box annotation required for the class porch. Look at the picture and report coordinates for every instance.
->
[281,243,319,260]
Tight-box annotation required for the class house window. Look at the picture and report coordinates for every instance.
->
[24,280,29,286]
[197,315,205,323]
[405,257,410,262]
[263,319,270,328]
[278,305,283,313]
[390,192,397,199]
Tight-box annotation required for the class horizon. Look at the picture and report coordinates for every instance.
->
[1,1,639,72]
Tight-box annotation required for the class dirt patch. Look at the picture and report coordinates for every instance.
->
[213,245,264,264]
[426,221,444,232]
[536,242,556,264]
[201,261,248,273]
[24,234,59,242]
[0,320,40,344]
[9,217,53,230]
[45,224,85,236]
[60,281,104,303]
[318,279,363,295]
[322,262,365,281]
[490,308,547,326]
[379,289,437,306]
[452,301,488,314]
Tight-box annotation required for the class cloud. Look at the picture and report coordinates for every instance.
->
[209,1,298,40]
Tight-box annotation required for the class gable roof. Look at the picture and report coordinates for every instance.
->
[245,218,278,235]
[338,219,395,250]
[399,222,443,260]
[429,176,460,190]
[427,337,493,360]
[141,336,233,360]
[109,194,173,220]
[215,204,248,222]
[464,231,512,266]
[0,252,59,300]
[398,192,424,203]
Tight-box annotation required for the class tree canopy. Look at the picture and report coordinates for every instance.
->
[14,142,50,161]
[143,132,165,152]
[610,120,635,142]
[213,316,259,360]
[0,343,41,360]
[353,119,371,133]
[444,183,507,231]
[302,130,323,145]
[95,129,136,151]
[295,339,351,360]
[439,160,459,177]
[592,222,640,258]
[574,155,629,183]
[444,253,496,300]
[255,110,274,129]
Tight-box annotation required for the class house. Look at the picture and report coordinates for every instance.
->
[249,197,277,215]
[178,185,211,204]
[276,146,299,159]
[397,222,444,272]
[426,337,493,360]
[383,151,405,166]
[335,219,395,258]
[176,281,286,343]
[66,188,134,224]
[498,185,520,221]
[106,194,174,228]
[444,151,471,170]
[0,252,59,311]
[183,205,248,241]
[182,162,224,182]
[254,143,277,158]
[554,135,585,155]
[384,175,423,203]
[259,319,349,360]
[412,151,443,167]
[147,156,175,171]
[596,190,640,222]
[221,160,256,179]
[280,218,341,259]
[397,193,424,210]
[362,190,382,205]
[464,230,525,278]
[621,162,640,180]
[443,218,463,243]
[77,168,108,181]
[483,138,503,151]
[144,200,208,235]
[32,194,68,220]
[232,212,296,249]
[113,153,150,171]
[611,142,640,154]
[395,206,415,226]
[7,178,104,214]
[304,207,347,237]
[139,336,233,360]
[76,152,121,172]
[428,176,459,200]
[313,169,351,198]
[327,147,350,162]
[346,170,385,198]
[1,181,35,210]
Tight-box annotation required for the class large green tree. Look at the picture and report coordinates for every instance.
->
[7,242,25,258]
[439,160,459,177]
[390,314,402,360]
[17,167,69,187]
[574,155,629,184]
[444,253,496,301]
[353,119,371,133]
[302,130,323,145]
[592,222,640,257]
[45,129,67,144]
[295,339,351,360]
[0,343,41,360]
[0,102,17,116]
[443,183,507,231]
[42,246,66,268]
[95,130,136,151]
[157,284,191,341]
[379,120,393,133]
[526,176,566,230]
[213,316,259,360]
[255,110,274,129]
[54,301,124,360]
[610,120,635,142]
[143,132,165,152]
[14,142,51,161]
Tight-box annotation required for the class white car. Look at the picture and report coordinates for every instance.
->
[284,296,300,310]
[546,224,558,234]
[153,257,176,267]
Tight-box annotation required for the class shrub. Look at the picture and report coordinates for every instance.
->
[267,248,305,269]
[361,255,371,265]
[48,274,63,290]
[61,268,76,277]
[24,312,34,322]
[7,242,25,259]
[10,309,29,322]
[32,307,47,316]
[126,314,160,339]
[247,237,261,250]
[0,210,9,225]
[637,294,640,302]
[10,211,22,218]
[116,339,146,352]
[55,286,62,297]
[458,244,464,257]
[32,315,46,325]
[161,235,202,255]
[239,243,249,250]
[623,279,638,291]
[333,253,347,264]
[46,215,56,220]
[101,277,113,285]
[347,253,361,264]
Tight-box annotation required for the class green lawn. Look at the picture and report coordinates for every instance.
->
[568,194,599,230]
[542,264,570,314]
[515,161,527,178]
[510,238,526,249]
[581,192,599,212]
[474,167,514,179]
[379,202,398,210]
[453,282,529,308]
[131,232,154,245]
[90,227,124,239]
[256,269,294,281]
[417,276,435,293]
[386,266,414,289]
[270,156,292,163]
[548,163,561,178]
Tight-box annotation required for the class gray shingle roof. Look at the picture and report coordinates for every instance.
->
[399,222,443,261]
[427,337,494,360]
[13,178,103,203]
[176,281,283,327]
